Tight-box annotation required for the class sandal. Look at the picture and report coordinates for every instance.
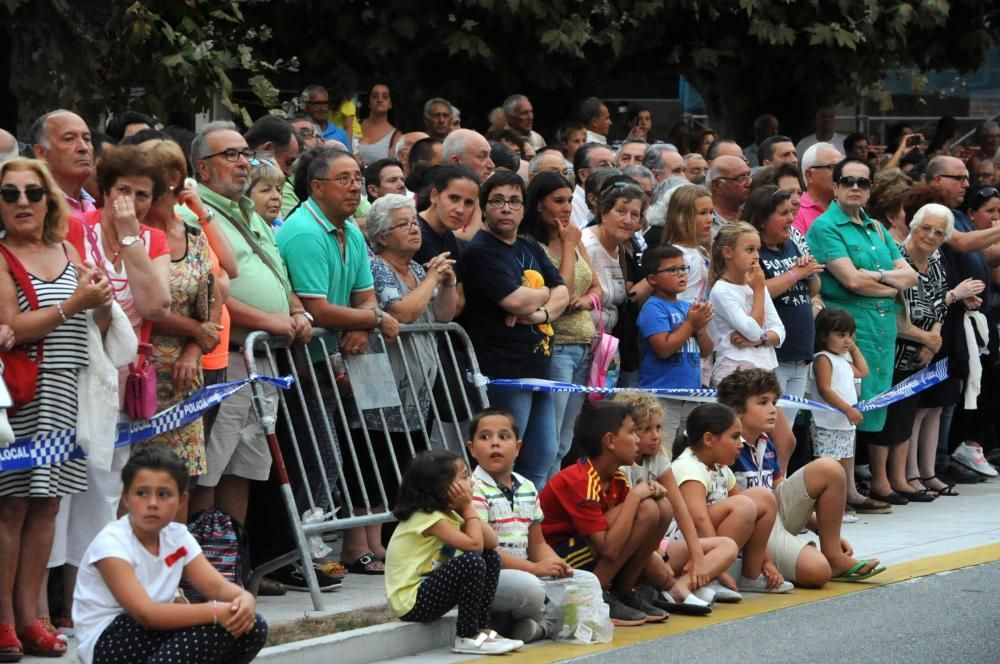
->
[19,619,66,657]
[345,552,385,575]
[921,475,959,496]
[315,559,347,580]
[40,618,67,644]
[831,559,886,583]
[0,624,22,663]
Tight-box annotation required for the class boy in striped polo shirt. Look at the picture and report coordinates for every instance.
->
[469,408,579,643]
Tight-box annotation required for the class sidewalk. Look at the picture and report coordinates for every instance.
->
[26,479,1000,662]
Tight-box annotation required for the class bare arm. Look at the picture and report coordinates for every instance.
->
[858,258,917,290]
[662,469,706,563]
[121,250,171,321]
[824,257,898,297]
[678,481,718,538]
[586,490,646,560]
[947,225,1000,255]
[848,343,869,378]
[498,286,550,315]
[425,510,487,554]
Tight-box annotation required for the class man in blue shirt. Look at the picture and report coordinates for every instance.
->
[301,84,351,148]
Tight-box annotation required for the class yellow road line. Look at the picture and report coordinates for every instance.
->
[469,543,1000,663]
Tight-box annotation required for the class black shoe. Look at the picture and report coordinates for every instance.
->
[893,489,935,503]
[938,462,980,485]
[270,563,343,592]
[868,490,909,505]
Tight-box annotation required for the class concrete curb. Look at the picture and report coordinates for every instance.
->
[257,614,457,663]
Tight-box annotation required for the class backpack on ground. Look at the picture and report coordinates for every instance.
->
[182,508,251,601]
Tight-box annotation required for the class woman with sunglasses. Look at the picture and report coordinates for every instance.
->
[0,158,114,659]
[742,185,824,472]
[806,158,918,514]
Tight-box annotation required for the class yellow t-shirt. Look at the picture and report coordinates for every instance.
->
[384,509,463,616]
[671,447,736,505]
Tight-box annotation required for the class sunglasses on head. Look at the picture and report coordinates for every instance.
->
[837,176,871,190]
[0,186,46,204]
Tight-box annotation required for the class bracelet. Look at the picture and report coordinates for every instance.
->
[211,599,218,625]
[877,270,885,283]
[945,290,955,306]
[373,308,384,328]
[56,302,69,323]
[788,267,799,282]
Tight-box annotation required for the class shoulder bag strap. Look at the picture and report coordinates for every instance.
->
[0,243,44,362]
[211,203,289,297]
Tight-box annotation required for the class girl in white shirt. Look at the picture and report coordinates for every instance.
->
[73,445,266,664]
[707,222,786,387]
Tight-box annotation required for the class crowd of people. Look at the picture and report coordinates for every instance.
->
[0,84,999,659]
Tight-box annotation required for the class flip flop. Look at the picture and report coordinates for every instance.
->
[831,560,886,583]
[652,592,713,616]
[345,552,385,575]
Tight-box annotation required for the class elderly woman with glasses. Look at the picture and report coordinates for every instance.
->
[806,157,918,514]
[247,159,286,229]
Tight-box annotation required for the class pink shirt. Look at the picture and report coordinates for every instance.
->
[792,191,828,236]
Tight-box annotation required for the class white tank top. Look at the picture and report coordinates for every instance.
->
[810,350,856,430]
[356,130,395,166]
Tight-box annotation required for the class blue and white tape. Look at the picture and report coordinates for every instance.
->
[855,359,948,412]
[0,374,293,473]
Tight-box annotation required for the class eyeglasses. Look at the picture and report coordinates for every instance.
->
[913,224,947,239]
[837,176,872,189]
[486,196,524,210]
[315,174,364,186]
[653,265,690,275]
[808,163,836,171]
[0,186,46,204]
[305,100,330,107]
[295,128,316,140]
[939,173,970,183]
[203,148,255,163]
[718,173,752,184]
[388,219,419,232]
[249,156,275,168]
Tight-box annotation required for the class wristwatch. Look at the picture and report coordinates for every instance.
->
[119,235,141,248]
[292,310,314,324]
[374,307,385,328]
[200,208,215,224]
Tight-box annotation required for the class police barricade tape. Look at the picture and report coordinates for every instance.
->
[483,358,949,415]
[0,374,294,473]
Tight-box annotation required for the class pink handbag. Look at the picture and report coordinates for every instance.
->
[586,293,620,402]
[125,321,157,420]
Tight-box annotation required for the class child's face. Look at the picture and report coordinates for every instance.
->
[450,459,473,503]
[723,232,760,275]
[122,469,182,537]
[739,392,779,436]
[706,417,743,466]
[646,256,688,296]
[826,329,855,355]
[607,415,640,465]
[466,415,521,477]
[635,411,663,458]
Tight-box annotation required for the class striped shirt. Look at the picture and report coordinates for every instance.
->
[471,465,543,560]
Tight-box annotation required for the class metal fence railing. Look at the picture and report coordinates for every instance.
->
[242,322,489,609]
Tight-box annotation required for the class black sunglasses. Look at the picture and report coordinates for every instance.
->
[969,187,1000,209]
[837,176,872,190]
[0,186,47,204]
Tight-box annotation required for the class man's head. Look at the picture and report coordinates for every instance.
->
[579,97,611,138]
[843,132,870,160]
[442,129,495,181]
[642,145,685,182]
[716,368,781,436]
[974,121,1000,157]
[801,142,843,202]
[503,94,534,136]
[106,111,155,142]
[0,129,18,164]
[31,110,94,193]
[408,137,443,174]
[706,139,743,163]
[191,121,253,201]
[707,154,752,207]
[301,85,331,125]
[364,158,406,201]
[753,113,779,143]
[831,157,873,213]
[616,138,647,169]
[925,155,970,208]
[307,148,361,222]
[244,115,300,176]
[572,142,615,187]
[573,400,637,465]
[814,106,838,136]
[392,131,429,176]
[528,148,569,181]
[288,112,322,150]
[466,408,521,478]
[684,153,708,183]
[424,98,454,139]
[621,164,655,198]
[758,135,797,166]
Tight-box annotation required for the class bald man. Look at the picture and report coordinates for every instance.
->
[391,131,429,177]
[31,109,95,214]
[0,128,17,163]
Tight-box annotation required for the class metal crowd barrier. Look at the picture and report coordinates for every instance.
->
[242,322,489,609]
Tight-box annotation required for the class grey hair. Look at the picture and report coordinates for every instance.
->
[367,193,417,253]
[622,164,654,184]
[502,94,527,117]
[682,152,704,165]
[423,97,453,119]
[527,150,555,175]
[190,120,239,181]
[645,180,693,228]
[642,144,679,174]
[441,131,469,163]
[801,141,834,171]
[300,84,327,103]
[705,162,723,188]
[29,109,74,149]
[0,129,19,163]
[909,203,955,240]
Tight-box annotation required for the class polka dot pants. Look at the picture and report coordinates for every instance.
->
[92,612,268,663]
[401,549,501,638]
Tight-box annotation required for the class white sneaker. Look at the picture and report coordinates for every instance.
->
[701,579,742,603]
[452,632,524,655]
[737,574,794,594]
[952,443,998,477]
[855,464,872,481]
[842,513,858,524]
[509,617,545,643]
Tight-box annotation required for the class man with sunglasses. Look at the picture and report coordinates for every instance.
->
[707,154,752,238]
[927,156,1000,256]
[793,142,843,236]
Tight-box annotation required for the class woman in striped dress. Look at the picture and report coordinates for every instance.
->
[0,159,113,658]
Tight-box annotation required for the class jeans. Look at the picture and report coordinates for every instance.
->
[547,344,591,479]
[491,569,546,620]
[487,385,557,490]
[776,360,810,423]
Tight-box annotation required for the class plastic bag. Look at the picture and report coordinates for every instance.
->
[542,573,613,645]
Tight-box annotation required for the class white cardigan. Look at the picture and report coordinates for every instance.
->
[708,279,786,370]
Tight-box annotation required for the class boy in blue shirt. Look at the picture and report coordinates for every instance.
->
[637,245,713,445]
[717,369,885,586]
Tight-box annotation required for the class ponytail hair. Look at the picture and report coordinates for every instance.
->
[671,403,739,459]
[709,221,758,285]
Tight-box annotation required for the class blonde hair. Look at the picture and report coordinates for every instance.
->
[139,139,188,197]
[0,158,69,244]
[662,184,711,249]
[611,391,662,427]
[709,221,758,285]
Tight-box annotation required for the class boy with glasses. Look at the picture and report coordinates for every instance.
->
[637,245,714,444]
